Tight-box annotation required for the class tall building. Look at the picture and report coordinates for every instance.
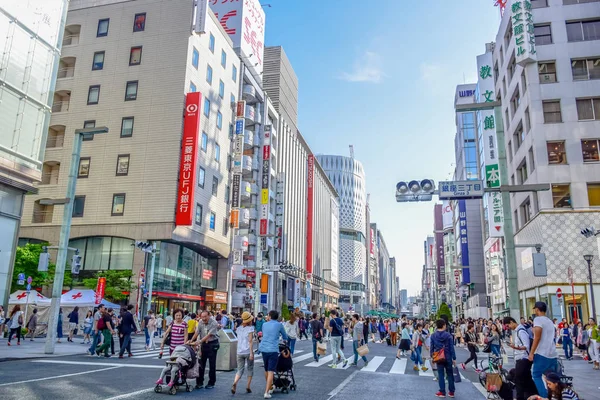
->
[18,0,241,314]
[377,230,391,310]
[366,212,379,310]
[433,204,447,303]
[318,155,367,312]
[400,289,408,310]
[491,0,600,320]
[0,0,69,309]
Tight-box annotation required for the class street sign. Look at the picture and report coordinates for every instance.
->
[431,305,437,313]
[260,294,267,304]
[26,283,31,292]
[485,165,500,188]
[27,276,33,284]
[556,288,562,299]
[232,249,243,265]
[18,273,25,281]
[438,180,484,200]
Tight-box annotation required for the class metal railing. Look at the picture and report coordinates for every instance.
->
[46,134,65,149]
[57,67,75,79]
[51,101,70,113]
[32,210,54,224]
[40,172,59,185]
[62,35,79,46]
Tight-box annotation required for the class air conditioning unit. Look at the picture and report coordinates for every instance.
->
[540,73,556,83]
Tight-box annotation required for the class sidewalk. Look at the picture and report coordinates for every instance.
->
[0,334,148,361]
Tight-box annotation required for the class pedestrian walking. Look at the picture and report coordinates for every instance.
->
[95,308,115,357]
[146,313,157,350]
[298,317,309,340]
[561,322,573,360]
[350,314,368,367]
[232,311,255,394]
[283,313,299,354]
[460,323,480,372]
[503,317,537,400]
[156,314,164,338]
[529,302,559,399]
[309,312,324,362]
[327,309,347,368]
[190,311,219,390]
[411,323,428,371]
[56,308,64,343]
[6,305,23,346]
[258,310,288,399]
[186,313,197,341]
[487,323,501,356]
[160,308,186,356]
[88,304,105,355]
[82,310,93,344]
[118,305,136,358]
[397,322,412,358]
[0,305,5,336]
[142,310,154,350]
[588,318,599,369]
[389,318,398,347]
[67,306,79,342]
[26,308,38,341]
[431,319,456,398]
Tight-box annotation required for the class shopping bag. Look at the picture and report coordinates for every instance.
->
[502,353,508,365]
[452,365,462,383]
[486,373,503,392]
[317,342,327,355]
[357,344,369,357]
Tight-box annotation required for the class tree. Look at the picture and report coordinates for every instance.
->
[436,302,452,322]
[82,270,135,302]
[280,301,290,321]
[10,244,72,292]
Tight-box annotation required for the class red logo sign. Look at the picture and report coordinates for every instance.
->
[16,292,27,300]
[236,101,245,118]
[306,155,315,274]
[95,278,106,305]
[263,145,270,160]
[72,292,83,300]
[556,288,562,298]
[260,219,267,236]
[202,269,214,280]
[175,92,202,226]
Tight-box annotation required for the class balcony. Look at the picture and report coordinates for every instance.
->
[242,84,257,103]
[241,155,253,177]
[46,125,65,149]
[240,181,252,201]
[62,25,80,46]
[32,202,54,224]
[52,90,71,114]
[239,208,250,228]
[243,130,254,149]
[40,161,60,185]
[57,57,76,80]
[244,105,256,126]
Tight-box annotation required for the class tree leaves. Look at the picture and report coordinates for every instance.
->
[82,270,135,302]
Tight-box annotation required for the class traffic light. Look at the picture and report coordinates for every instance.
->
[71,249,82,275]
[580,226,597,238]
[396,179,436,202]
[135,241,154,253]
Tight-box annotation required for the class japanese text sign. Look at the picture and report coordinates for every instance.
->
[510,0,537,66]
[438,180,484,200]
[458,200,469,267]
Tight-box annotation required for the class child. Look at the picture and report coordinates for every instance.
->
[155,345,194,388]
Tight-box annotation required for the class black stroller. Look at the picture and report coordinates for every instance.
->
[273,343,297,394]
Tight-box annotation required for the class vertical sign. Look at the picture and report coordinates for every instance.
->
[306,155,315,275]
[330,199,339,284]
[458,200,471,284]
[510,0,537,66]
[370,228,375,258]
[442,201,453,230]
[236,101,246,119]
[194,0,208,33]
[260,139,270,236]
[231,173,241,208]
[95,277,106,304]
[477,51,504,237]
[175,92,201,225]
[275,173,285,249]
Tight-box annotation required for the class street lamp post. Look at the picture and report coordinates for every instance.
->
[44,127,108,354]
[583,254,597,320]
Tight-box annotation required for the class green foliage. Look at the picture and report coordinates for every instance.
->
[436,302,452,322]
[280,301,290,321]
[82,270,135,302]
[324,309,331,318]
[11,244,72,292]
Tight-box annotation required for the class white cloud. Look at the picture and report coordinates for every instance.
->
[338,51,385,83]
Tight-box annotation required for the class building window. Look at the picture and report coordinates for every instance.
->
[87,85,100,105]
[133,13,146,32]
[189,81,196,93]
[219,80,224,99]
[567,20,600,42]
[92,51,105,70]
[206,64,213,84]
[531,0,547,7]
[525,107,531,132]
[129,46,142,66]
[225,185,230,203]
[564,0,600,3]
[232,64,237,82]
[116,154,130,176]
[201,132,208,151]
[216,111,222,129]
[192,47,199,69]
[198,166,205,187]
[510,88,521,115]
[572,58,600,81]
[209,33,215,53]
[231,93,236,106]
[542,100,562,123]
[521,71,528,94]
[534,24,552,45]
[547,141,567,164]
[209,212,216,231]
[222,217,229,236]
[582,139,600,162]
[195,204,203,225]
[529,147,535,172]
[577,98,600,120]
[204,98,210,117]
[552,184,571,208]
[72,196,85,218]
[215,143,220,162]
[520,197,533,225]
[513,123,524,150]
[112,193,126,216]
[221,50,227,68]
[212,176,218,196]
[588,183,600,206]
[538,61,556,83]
[517,159,528,184]
[125,81,138,101]
[97,19,109,37]
[78,157,90,178]
[83,120,96,141]
[227,154,232,171]
[121,117,134,137]
[508,55,516,81]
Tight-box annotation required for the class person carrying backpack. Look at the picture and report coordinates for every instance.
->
[309,313,324,362]
[504,317,538,400]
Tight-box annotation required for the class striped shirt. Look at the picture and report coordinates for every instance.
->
[169,321,187,353]
[561,388,579,400]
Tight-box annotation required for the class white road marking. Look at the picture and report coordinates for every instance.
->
[419,360,434,377]
[360,356,385,372]
[103,388,154,400]
[254,350,305,364]
[306,354,333,367]
[130,351,161,359]
[0,366,121,387]
[32,360,164,369]
[327,370,358,398]
[389,358,407,374]
[292,352,316,363]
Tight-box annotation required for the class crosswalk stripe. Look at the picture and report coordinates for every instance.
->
[292,352,316,363]
[335,359,351,369]
[419,360,434,377]
[306,354,332,367]
[389,358,406,374]
[254,350,305,364]
[132,352,161,359]
[360,356,385,372]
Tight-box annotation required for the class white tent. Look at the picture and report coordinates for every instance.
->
[8,290,51,337]
[60,289,121,309]
[8,290,51,305]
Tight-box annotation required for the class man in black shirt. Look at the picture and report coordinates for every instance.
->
[119,305,136,358]
[309,313,324,362]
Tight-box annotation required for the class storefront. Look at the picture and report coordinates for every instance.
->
[204,290,227,313]
[520,284,591,322]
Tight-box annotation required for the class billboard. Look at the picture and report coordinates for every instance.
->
[306,155,314,275]
[442,201,453,230]
[208,0,265,77]
[175,92,201,225]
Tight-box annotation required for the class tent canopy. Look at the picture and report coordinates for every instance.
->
[60,289,121,309]
[9,290,51,305]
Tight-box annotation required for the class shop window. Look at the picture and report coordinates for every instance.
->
[588,183,600,206]
[552,184,571,208]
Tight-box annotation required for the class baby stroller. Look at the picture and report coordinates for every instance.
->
[273,343,297,394]
[154,345,198,395]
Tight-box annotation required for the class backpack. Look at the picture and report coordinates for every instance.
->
[516,325,534,353]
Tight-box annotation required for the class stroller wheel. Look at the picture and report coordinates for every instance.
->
[169,386,177,395]
[282,389,288,394]
[154,385,162,393]
[290,384,296,391]
[185,385,193,392]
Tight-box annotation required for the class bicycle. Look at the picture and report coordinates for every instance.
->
[478,355,511,390]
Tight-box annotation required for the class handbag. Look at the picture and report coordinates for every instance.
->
[452,365,462,383]
[482,343,492,353]
[357,344,369,357]
[486,373,503,392]
[432,347,446,364]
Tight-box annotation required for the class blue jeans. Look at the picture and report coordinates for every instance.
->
[119,333,132,356]
[144,327,150,347]
[563,338,573,359]
[413,345,423,366]
[88,331,101,355]
[437,361,456,394]
[288,338,296,354]
[532,354,558,398]
[353,340,367,364]
[491,344,501,357]
[312,338,320,361]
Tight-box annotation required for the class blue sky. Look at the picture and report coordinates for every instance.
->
[263,1,500,296]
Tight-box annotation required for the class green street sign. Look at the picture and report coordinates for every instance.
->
[485,164,500,188]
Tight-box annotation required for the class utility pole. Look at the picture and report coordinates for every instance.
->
[146,242,157,313]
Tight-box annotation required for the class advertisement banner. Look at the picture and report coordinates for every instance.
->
[230,209,239,229]
[370,228,375,258]
[306,155,314,275]
[435,232,446,285]
[236,101,246,118]
[175,92,201,225]
[194,0,208,34]
[442,201,453,230]
[95,277,106,305]
[231,173,241,208]
[458,200,469,267]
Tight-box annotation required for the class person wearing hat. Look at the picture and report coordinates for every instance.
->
[231,312,255,394]
[526,372,579,400]
[529,301,559,399]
